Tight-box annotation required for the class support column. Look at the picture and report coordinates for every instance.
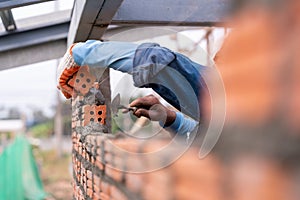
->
[54,90,63,158]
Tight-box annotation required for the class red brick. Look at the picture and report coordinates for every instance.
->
[95,160,104,171]
[124,154,146,173]
[100,181,111,196]
[171,151,223,200]
[229,156,290,200]
[86,170,93,179]
[111,186,127,200]
[99,192,111,200]
[83,105,107,126]
[93,175,101,186]
[87,179,93,189]
[87,188,93,198]
[90,155,95,165]
[125,173,143,193]
[104,153,125,169]
[105,139,142,153]
[93,179,101,194]
[142,169,173,200]
[96,135,107,145]
[105,166,124,182]
[141,140,169,153]
[72,121,76,128]
[73,66,96,95]
[93,192,101,200]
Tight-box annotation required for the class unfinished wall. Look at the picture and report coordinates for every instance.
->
[70,66,225,200]
[70,1,300,199]
[70,63,300,200]
[71,105,298,200]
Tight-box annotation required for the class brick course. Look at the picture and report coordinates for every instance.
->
[70,2,300,199]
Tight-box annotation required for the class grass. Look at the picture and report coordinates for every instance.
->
[33,149,73,200]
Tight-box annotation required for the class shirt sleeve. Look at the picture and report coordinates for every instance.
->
[72,40,138,73]
[160,112,198,136]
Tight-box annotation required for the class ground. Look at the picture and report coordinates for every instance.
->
[34,149,73,200]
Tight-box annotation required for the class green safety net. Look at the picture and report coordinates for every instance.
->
[0,135,47,200]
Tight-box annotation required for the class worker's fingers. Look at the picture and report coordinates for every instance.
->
[61,90,72,99]
[57,84,72,99]
[130,94,160,108]
[63,67,79,77]
[132,104,168,122]
[133,108,150,118]
[148,104,168,122]
[59,83,74,99]
[67,75,76,87]
[60,83,73,93]
[57,68,80,99]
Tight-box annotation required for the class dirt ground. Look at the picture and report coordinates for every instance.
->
[34,149,73,200]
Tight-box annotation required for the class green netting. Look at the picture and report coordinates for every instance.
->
[0,135,47,200]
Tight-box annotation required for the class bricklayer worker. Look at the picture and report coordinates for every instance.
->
[57,40,209,137]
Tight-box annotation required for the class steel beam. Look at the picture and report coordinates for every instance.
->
[69,0,228,44]
[0,40,66,70]
[68,0,124,45]
[0,20,69,52]
[0,0,54,11]
[0,9,17,31]
[110,0,229,26]
[0,20,69,70]
[102,26,200,42]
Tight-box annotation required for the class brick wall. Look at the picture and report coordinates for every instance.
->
[71,131,225,200]
[70,1,300,199]
[215,1,300,131]
[70,65,300,200]
[71,115,299,200]
[71,82,223,200]
[70,67,226,200]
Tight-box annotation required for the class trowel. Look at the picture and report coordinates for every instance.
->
[111,93,137,116]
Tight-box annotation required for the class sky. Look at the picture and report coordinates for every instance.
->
[0,60,58,117]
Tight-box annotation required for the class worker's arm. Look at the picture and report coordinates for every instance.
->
[58,40,203,128]
[57,40,138,98]
[130,95,198,135]
[72,40,138,72]
[163,111,198,136]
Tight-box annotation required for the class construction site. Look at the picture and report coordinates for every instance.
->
[1,0,300,200]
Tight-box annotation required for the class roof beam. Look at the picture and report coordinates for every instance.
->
[0,20,69,52]
[69,0,228,44]
[110,0,229,26]
[0,40,66,70]
[0,20,69,70]
[68,0,124,45]
[102,26,201,42]
[0,0,54,11]
[0,9,17,31]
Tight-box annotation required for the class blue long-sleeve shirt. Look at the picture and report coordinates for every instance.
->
[72,40,199,136]
[161,112,198,135]
[72,40,137,73]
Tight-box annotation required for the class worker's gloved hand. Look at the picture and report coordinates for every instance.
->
[57,44,80,99]
[130,94,176,127]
